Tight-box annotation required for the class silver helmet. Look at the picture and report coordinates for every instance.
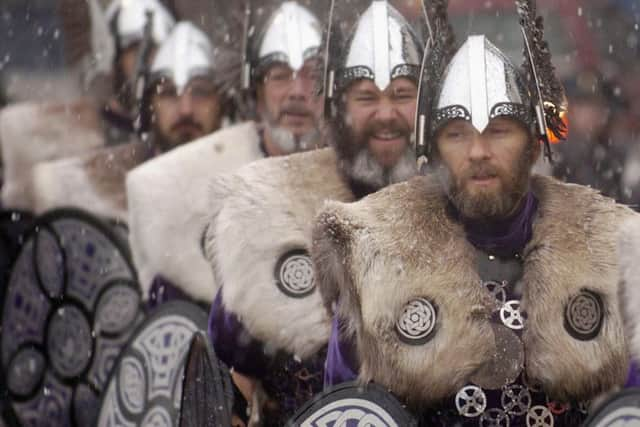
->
[432,35,532,136]
[242,0,327,90]
[148,22,215,96]
[106,0,175,51]
[415,0,567,160]
[324,0,426,116]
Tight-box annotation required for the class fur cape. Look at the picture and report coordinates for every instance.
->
[0,100,105,210]
[31,140,152,221]
[313,174,637,406]
[126,121,264,303]
[618,218,640,365]
[204,148,355,359]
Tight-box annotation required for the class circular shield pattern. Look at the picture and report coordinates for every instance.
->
[119,357,146,415]
[34,227,65,299]
[0,209,142,427]
[456,385,487,418]
[6,347,46,398]
[47,305,93,379]
[95,284,140,335]
[480,408,510,427]
[395,297,438,345]
[564,290,604,341]
[526,405,554,427]
[96,301,208,427]
[500,300,525,330]
[275,249,316,298]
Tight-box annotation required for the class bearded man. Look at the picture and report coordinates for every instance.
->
[125,0,327,307]
[311,1,640,425]
[203,1,426,424]
[29,23,222,222]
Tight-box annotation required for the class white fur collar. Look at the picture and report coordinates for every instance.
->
[126,121,263,303]
[205,148,354,359]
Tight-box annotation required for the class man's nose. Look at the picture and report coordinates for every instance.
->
[178,93,194,116]
[468,132,492,161]
[374,100,396,123]
[286,73,309,101]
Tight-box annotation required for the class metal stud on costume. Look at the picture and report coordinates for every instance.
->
[96,301,208,427]
[0,208,143,427]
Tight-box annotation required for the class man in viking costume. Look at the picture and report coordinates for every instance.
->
[29,22,224,223]
[101,0,176,143]
[0,0,174,211]
[312,0,640,425]
[204,1,426,424]
[125,0,328,306]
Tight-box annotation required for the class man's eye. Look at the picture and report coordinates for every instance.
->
[445,130,464,139]
[488,127,508,134]
[394,94,414,101]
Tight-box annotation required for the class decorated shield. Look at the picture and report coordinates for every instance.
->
[0,208,143,427]
[582,388,640,427]
[286,381,417,426]
[178,332,234,427]
[96,300,208,427]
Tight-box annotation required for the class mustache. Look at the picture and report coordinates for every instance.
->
[463,163,499,181]
[278,102,314,119]
[357,118,412,144]
[170,118,203,133]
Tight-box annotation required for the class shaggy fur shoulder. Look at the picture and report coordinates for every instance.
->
[0,101,104,210]
[617,217,640,364]
[126,121,263,303]
[31,141,152,221]
[313,174,636,406]
[205,148,354,359]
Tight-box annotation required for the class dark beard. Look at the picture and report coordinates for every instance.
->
[439,143,534,221]
[152,118,204,153]
[328,112,416,192]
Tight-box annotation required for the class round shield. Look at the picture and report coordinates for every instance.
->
[96,301,208,427]
[178,332,234,427]
[582,387,640,427]
[0,208,143,427]
[286,381,417,427]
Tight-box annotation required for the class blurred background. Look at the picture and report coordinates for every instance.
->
[1,0,639,205]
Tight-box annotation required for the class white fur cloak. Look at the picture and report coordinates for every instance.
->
[204,148,355,359]
[0,100,105,210]
[126,121,264,303]
[313,174,638,406]
[31,140,153,222]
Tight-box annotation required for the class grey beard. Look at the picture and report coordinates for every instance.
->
[264,120,320,155]
[348,145,417,191]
